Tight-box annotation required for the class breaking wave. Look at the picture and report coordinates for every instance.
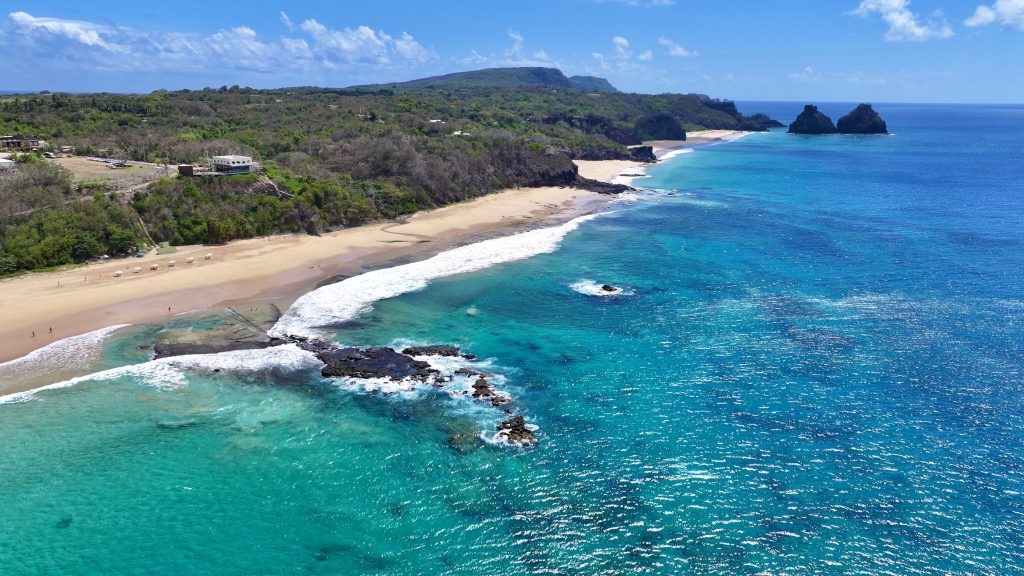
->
[0,344,322,404]
[270,213,604,339]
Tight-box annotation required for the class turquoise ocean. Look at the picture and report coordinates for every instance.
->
[1,103,1023,575]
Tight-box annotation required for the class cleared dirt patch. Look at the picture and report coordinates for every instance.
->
[51,157,172,191]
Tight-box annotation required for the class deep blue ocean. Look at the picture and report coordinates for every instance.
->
[1,103,1023,575]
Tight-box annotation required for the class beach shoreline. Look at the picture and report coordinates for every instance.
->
[0,186,606,366]
[0,131,745,369]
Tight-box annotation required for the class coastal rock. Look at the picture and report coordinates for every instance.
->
[573,177,632,195]
[456,366,491,378]
[471,377,512,407]
[737,113,785,131]
[629,145,657,163]
[837,103,888,134]
[153,318,278,359]
[319,347,438,381]
[787,105,837,135]
[496,416,537,446]
[401,345,474,359]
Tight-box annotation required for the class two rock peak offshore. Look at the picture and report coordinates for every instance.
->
[788,103,888,135]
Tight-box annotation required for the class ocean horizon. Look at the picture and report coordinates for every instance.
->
[2,102,1023,574]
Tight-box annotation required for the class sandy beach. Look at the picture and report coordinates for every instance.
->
[575,130,747,182]
[0,132,745,365]
[0,186,607,363]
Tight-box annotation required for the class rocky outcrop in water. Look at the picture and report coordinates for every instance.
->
[788,105,837,135]
[496,416,537,445]
[317,346,438,380]
[153,320,537,446]
[402,345,475,359]
[153,306,283,359]
[837,103,888,134]
[470,377,512,407]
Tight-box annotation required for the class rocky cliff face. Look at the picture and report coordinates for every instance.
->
[837,103,888,134]
[788,105,837,135]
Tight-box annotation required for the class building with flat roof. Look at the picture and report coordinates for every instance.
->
[212,155,253,174]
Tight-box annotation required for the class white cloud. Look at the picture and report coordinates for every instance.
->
[657,37,698,57]
[852,0,954,41]
[612,36,630,56]
[279,11,296,32]
[506,29,525,58]
[8,11,125,52]
[2,11,433,74]
[638,49,653,61]
[965,0,1024,29]
[394,32,432,62]
[789,66,821,82]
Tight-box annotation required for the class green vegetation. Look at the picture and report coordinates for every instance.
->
[0,161,147,272]
[0,67,779,275]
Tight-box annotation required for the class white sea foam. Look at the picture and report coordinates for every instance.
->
[0,344,322,404]
[270,213,603,339]
[570,279,633,297]
[657,147,695,162]
[0,324,130,372]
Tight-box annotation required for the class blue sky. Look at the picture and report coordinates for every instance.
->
[1,0,1022,102]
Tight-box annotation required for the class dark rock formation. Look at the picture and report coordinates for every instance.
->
[456,366,491,378]
[601,284,618,292]
[629,145,657,163]
[738,113,785,131]
[401,345,475,359]
[319,347,438,381]
[496,416,537,445]
[471,377,512,407]
[574,177,632,195]
[788,105,837,135]
[155,329,536,446]
[837,103,888,134]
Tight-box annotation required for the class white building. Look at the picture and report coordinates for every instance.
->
[212,155,254,173]
[0,158,16,171]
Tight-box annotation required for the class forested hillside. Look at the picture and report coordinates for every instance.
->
[0,68,779,275]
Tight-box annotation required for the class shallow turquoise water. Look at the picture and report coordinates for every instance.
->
[2,104,1023,575]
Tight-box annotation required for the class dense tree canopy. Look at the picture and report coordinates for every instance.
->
[0,81,779,275]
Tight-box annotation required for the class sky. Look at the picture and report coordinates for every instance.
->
[1,0,1022,103]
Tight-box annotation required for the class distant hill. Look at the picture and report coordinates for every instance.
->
[356,67,619,93]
